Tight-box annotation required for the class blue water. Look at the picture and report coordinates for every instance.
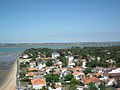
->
[0,45,81,53]
[0,44,119,53]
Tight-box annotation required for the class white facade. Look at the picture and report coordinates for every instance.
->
[54,87,62,90]
[46,68,51,74]
[52,52,60,59]
[33,84,46,89]
[22,54,29,59]
[107,79,115,86]
[82,62,86,67]
[60,68,67,73]
[109,68,120,73]
[77,87,84,90]
[30,62,36,68]
[38,63,46,70]
[68,62,75,68]
[19,58,31,63]
[73,73,84,80]
[68,56,74,62]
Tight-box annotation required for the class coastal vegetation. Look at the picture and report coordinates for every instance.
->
[18,46,120,89]
[23,46,120,67]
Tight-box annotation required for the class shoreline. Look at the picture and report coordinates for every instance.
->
[0,42,120,48]
[0,60,17,90]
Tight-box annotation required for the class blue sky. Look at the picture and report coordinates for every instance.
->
[0,0,120,43]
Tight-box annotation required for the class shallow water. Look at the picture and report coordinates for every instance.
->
[0,53,21,84]
[0,46,78,53]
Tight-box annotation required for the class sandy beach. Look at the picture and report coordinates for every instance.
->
[0,60,17,90]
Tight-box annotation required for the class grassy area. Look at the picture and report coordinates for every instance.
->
[20,81,29,86]
[106,87,115,90]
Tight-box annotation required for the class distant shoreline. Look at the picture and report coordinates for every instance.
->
[0,42,120,48]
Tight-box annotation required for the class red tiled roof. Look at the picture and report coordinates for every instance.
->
[68,67,83,71]
[81,77,100,84]
[54,84,62,88]
[31,79,46,85]
[54,64,63,66]
[87,73,109,76]
[53,72,61,74]
[95,67,105,70]
[59,68,67,71]
[28,67,38,71]
[73,72,84,76]
[36,57,52,60]
[27,72,39,76]
[80,59,87,62]
[117,88,120,90]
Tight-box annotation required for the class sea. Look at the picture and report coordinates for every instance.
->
[0,45,84,53]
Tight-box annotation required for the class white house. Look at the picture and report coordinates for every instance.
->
[44,67,52,74]
[80,59,87,67]
[54,84,62,90]
[52,52,60,59]
[73,72,84,80]
[68,56,74,62]
[31,79,46,89]
[22,54,29,59]
[59,68,67,73]
[77,86,84,90]
[19,58,31,63]
[94,67,105,73]
[30,61,36,68]
[109,68,120,73]
[97,57,101,61]
[37,62,46,70]
[68,62,75,68]
[107,78,115,86]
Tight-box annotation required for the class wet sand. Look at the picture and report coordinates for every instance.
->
[0,60,17,90]
[0,70,8,85]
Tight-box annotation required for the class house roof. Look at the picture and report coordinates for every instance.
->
[53,72,61,74]
[95,67,105,70]
[59,68,67,71]
[87,73,109,76]
[74,67,82,71]
[81,77,101,84]
[30,61,36,63]
[54,84,62,88]
[73,72,84,75]
[68,67,83,71]
[36,57,52,60]
[54,64,63,66]
[31,79,46,85]
[27,72,39,76]
[28,67,38,71]
[117,88,120,90]
[80,59,87,62]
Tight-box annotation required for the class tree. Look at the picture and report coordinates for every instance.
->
[20,62,27,67]
[40,86,46,90]
[75,61,82,66]
[116,62,120,67]
[68,85,77,90]
[98,82,106,90]
[46,60,54,66]
[84,67,93,75]
[45,74,59,82]
[70,78,80,85]
[64,74,74,81]
[19,71,26,78]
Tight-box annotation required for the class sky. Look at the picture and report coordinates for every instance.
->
[0,0,120,43]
